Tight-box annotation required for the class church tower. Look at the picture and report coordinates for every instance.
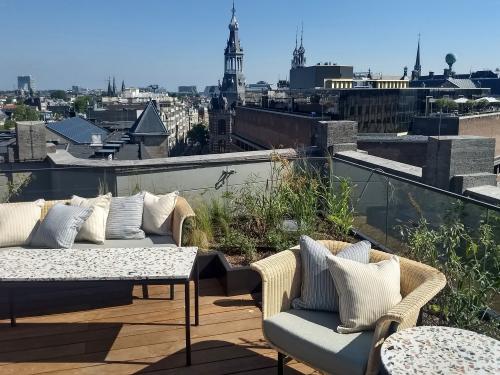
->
[411,35,422,81]
[220,1,245,107]
[297,23,306,68]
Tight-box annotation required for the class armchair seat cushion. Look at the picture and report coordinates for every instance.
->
[263,309,373,375]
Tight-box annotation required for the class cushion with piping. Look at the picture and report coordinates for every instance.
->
[292,235,370,312]
[30,203,93,248]
[71,193,112,244]
[142,191,178,235]
[0,199,45,247]
[105,193,145,239]
[325,254,402,333]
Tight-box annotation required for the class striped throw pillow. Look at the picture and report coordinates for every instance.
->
[105,193,145,239]
[292,236,370,312]
[0,199,45,247]
[326,255,402,333]
[71,193,112,244]
[31,203,93,249]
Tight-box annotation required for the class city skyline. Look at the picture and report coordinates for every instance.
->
[1,0,499,91]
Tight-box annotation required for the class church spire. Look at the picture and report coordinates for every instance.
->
[121,80,125,92]
[412,34,422,80]
[112,76,116,96]
[107,77,112,96]
[297,22,306,67]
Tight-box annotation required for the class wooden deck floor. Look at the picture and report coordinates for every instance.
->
[0,279,317,375]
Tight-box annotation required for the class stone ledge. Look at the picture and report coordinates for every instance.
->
[465,185,500,206]
[335,150,422,181]
[47,148,298,169]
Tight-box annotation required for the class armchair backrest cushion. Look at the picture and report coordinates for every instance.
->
[292,236,370,312]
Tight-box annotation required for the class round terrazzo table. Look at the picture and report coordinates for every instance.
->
[381,326,499,374]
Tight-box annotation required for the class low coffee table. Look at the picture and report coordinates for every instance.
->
[0,246,199,366]
[381,326,499,374]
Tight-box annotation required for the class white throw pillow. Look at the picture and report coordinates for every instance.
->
[325,254,402,333]
[71,193,112,244]
[142,191,178,235]
[0,199,45,247]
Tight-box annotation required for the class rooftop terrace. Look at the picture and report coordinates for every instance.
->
[0,281,315,374]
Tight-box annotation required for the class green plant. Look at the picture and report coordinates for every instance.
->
[321,177,354,241]
[220,228,257,262]
[401,218,499,338]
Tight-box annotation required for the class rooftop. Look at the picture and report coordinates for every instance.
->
[46,117,109,145]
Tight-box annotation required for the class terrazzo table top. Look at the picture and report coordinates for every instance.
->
[381,326,499,374]
[0,247,198,281]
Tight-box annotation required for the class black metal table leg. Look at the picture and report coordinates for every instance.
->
[142,284,149,299]
[170,284,175,300]
[185,280,191,366]
[8,289,16,327]
[194,259,199,326]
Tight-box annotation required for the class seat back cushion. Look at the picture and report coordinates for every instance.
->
[31,203,93,249]
[105,193,145,240]
[71,193,112,244]
[292,235,370,312]
[326,254,402,333]
[142,191,178,235]
[0,199,45,247]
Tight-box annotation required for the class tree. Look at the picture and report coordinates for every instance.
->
[462,100,474,113]
[434,98,458,113]
[13,104,40,121]
[50,90,68,101]
[187,123,209,148]
[474,99,489,112]
[74,96,91,113]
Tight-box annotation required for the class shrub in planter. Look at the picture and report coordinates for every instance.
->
[401,216,499,339]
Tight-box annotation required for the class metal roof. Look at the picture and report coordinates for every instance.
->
[46,117,109,145]
[129,101,168,135]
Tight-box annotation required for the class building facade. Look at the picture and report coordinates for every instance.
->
[17,75,35,93]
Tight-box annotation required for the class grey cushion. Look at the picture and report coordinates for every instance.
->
[263,309,373,375]
[105,193,145,240]
[292,236,370,312]
[31,203,93,249]
[71,235,177,249]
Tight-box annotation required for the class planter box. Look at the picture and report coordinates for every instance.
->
[197,251,262,296]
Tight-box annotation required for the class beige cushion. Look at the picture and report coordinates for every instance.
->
[0,199,45,247]
[71,193,112,244]
[326,254,402,333]
[142,191,178,235]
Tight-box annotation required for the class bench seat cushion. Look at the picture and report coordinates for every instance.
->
[1,235,177,250]
[263,309,373,375]
[70,235,177,249]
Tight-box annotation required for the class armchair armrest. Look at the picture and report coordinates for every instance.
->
[172,196,195,247]
[251,249,302,319]
[365,267,446,375]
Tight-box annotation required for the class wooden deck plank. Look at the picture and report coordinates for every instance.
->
[0,279,313,375]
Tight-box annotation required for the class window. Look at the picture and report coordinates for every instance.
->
[218,119,226,135]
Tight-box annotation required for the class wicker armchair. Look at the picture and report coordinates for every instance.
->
[251,240,446,375]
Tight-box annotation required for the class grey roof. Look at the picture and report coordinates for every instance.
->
[447,78,477,89]
[46,117,109,144]
[129,101,168,135]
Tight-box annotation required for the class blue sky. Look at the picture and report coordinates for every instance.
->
[1,0,499,91]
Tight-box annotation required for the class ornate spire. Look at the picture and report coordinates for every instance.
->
[296,22,306,67]
[112,76,116,96]
[121,80,125,92]
[230,0,238,28]
[291,27,299,69]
